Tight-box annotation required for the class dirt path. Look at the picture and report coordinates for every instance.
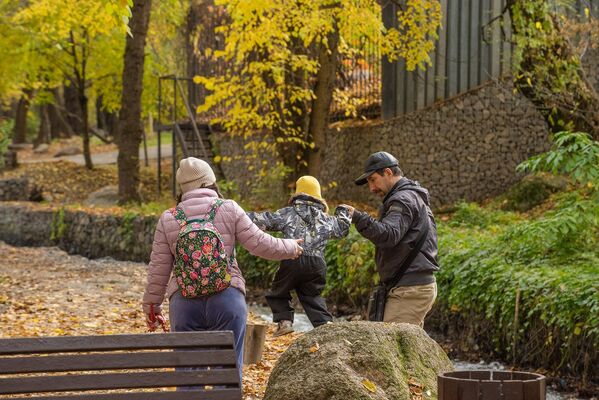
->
[20,143,172,165]
[0,241,299,399]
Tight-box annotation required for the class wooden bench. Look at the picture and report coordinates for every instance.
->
[0,331,242,399]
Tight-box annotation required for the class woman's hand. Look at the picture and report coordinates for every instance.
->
[146,305,167,332]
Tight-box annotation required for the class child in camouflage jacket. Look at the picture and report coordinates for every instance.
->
[248,176,351,336]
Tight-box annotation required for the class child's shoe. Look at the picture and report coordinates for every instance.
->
[273,320,294,337]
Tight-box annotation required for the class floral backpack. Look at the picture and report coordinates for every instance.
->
[170,199,232,298]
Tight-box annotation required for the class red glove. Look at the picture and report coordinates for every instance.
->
[146,304,167,332]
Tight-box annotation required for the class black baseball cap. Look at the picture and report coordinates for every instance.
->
[354,151,399,185]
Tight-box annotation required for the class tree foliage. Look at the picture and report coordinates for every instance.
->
[518,130,599,187]
[194,0,441,177]
[508,0,599,141]
[0,0,188,184]
[0,0,186,125]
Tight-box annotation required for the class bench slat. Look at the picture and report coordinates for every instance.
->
[0,349,237,374]
[0,388,243,400]
[0,370,240,394]
[0,332,234,355]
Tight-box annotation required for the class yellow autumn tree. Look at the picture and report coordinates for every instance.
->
[194,0,441,180]
[11,0,127,168]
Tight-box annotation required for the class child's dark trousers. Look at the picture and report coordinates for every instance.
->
[266,254,333,327]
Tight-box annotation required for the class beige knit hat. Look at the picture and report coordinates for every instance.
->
[176,157,216,193]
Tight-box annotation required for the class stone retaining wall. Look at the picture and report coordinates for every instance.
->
[0,202,157,263]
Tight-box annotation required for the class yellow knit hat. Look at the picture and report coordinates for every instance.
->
[295,176,324,202]
[291,176,328,211]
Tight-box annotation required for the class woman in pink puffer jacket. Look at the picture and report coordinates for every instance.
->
[142,157,302,377]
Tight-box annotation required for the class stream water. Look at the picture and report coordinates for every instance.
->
[249,305,585,400]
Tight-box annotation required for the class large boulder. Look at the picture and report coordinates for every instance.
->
[83,185,119,207]
[33,143,50,154]
[264,322,453,400]
[54,146,81,157]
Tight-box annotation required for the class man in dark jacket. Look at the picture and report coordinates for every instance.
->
[342,151,439,326]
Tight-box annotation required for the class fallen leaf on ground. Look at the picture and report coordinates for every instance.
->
[309,342,320,353]
[362,379,377,393]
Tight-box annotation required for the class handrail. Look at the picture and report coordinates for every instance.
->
[175,79,209,160]
[173,123,190,157]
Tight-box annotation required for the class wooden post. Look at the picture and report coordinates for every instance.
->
[243,323,267,365]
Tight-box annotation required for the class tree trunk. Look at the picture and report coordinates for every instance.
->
[307,26,340,177]
[12,91,33,144]
[96,96,107,131]
[107,112,119,139]
[243,324,267,364]
[63,82,84,135]
[507,0,599,141]
[186,0,201,107]
[48,103,61,139]
[117,0,153,204]
[49,88,74,139]
[96,96,118,138]
[34,104,51,146]
[79,84,93,169]
[272,35,315,186]
[187,0,223,110]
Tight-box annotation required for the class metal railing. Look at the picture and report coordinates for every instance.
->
[156,75,215,197]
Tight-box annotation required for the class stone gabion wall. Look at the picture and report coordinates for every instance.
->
[215,133,284,201]
[582,47,599,93]
[0,202,158,263]
[320,80,551,207]
[213,79,550,208]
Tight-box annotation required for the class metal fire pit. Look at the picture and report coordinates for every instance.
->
[438,370,546,400]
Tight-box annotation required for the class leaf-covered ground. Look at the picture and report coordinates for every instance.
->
[0,240,299,399]
[2,160,172,204]
[2,137,173,205]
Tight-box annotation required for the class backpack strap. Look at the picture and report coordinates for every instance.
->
[170,199,224,227]
[169,206,188,228]
[204,198,224,222]
[204,198,236,264]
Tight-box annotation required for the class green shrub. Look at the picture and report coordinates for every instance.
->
[448,201,520,228]
[25,110,39,142]
[0,119,12,168]
[501,191,599,260]
[249,162,292,210]
[517,131,599,187]
[498,173,567,212]
[236,243,280,288]
[435,192,599,382]
[324,226,376,309]
[217,179,242,205]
